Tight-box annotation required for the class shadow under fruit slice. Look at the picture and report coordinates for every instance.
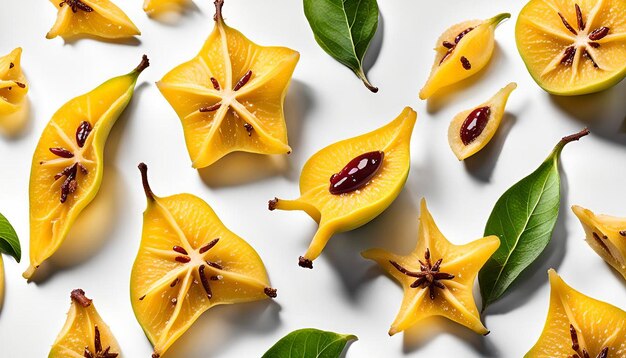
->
[362,199,500,336]
[23,56,149,280]
[0,48,29,133]
[46,0,140,40]
[448,82,517,160]
[157,0,299,168]
[516,0,626,95]
[525,270,626,357]
[419,13,510,100]
[131,163,276,358]
[269,107,417,269]
[572,205,626,281]
[49,289,121,358]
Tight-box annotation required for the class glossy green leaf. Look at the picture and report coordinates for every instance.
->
[479,129,589,311]
[262,328,357,358]
[0,212,20,262]
[303,0,379,92]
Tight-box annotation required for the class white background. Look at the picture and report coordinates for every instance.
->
[1,0,625,357]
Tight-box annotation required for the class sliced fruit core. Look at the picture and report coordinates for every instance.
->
[69,289,119,358]
[460,106,491,145]
[59,0,93,13]
[329,151,384,195]
[440,27,475,65]
[569,324,608,358]
[389,248,455,300]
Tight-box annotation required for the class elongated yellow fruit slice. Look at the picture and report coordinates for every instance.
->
[0,47,29,135]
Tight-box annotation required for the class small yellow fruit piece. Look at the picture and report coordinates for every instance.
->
[362,199,500,336]
[49,289,121,358]
[525,269,626,357]
[269,107,416,269]
[24,56,149,280]
[0,48,29,134]
[0,256,4,307]
[144,0,188,15]
[516,0,626,95]
[572,205,626,280]
[131,163,276,358]
[420,13,510,100]
[157,0,299,168]
[448,82,517,160]
[46,0,140,40]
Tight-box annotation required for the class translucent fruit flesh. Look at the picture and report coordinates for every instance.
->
[0,48,29,134]
[157,0,299,168]
[270,107,417,268]
[525,270,626,357]
[24,56,148,280]
[516,0,626,95]
[131,163,275,357]
[448,82,517,160]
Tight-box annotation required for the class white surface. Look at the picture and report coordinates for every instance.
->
[1,0,625,357]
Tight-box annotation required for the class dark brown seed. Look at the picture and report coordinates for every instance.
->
[244,123,253,136]
[170,278,179,287]
[173,245,188,255]
[329,151,384,195]
[15,82,25,88]
[49,147,74,158]
[175,256,191,263]
[55,164,76,180]
[460,56,471,70]
[94,325,102,353]
[592,232,611,253]
[558,12,578,35]
[84,347,94,358]
[233,70,252,91]
[570,324,579,351]
[199,103,222,112]
[575,4,585,31]
[199,238,219,254]
[561,46,576,66]
[583,49,599,68]
[198,265,212,299]
[70,289,92,307]
[206,261,223,270]
[139,295,146,301]
[442,41,455,49]
[264,287,277,298]
[76,121,92,148]
[619,230,626,237]
[60,164,78,203]
[210,77,220,91]
[588,42,600,48]
[299,256,313,269]
[589,27,610,41]
[598,347,609,358]
[460,106,491,145]
[455,27,474,44]
[9,62,14,69]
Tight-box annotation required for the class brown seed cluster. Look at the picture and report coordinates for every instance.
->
[390,248,455,300]
[440,27,474,65]
[557,4,610,68]
[199,71,255,135]
[569,324,609,358]
[59,0,93,13]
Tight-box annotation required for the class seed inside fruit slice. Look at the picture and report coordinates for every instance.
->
[131,163,276,357]
[516,0,626,95]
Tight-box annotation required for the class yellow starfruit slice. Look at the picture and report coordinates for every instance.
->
[49,289,121,358]
[157,0,299,168]
[419,13,510,100]
[131,163,276,358]
[572,205,626,280]
[0,47,29,134]
[23,56,149,280]
[144,0,188,15]
[46,0,140,40]
[269,107,417,268]
[525,269,626,357]
[362,199,500,336]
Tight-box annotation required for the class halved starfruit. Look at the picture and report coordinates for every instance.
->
[419,13,510,99]
[572,205,626,280]
[516,0,626,95]
[131,163,276,357]
[46,0,140,40]
[525,269,626,357]
[24,56,149,280]
[157,0,299,168]
[0,47,29,134]
[49,289,121,358]
[269,107,417,268]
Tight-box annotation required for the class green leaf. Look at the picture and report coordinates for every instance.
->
[0,212,20,262]
[303,0,379,92]
[479,129,589,311]
[262,328,357,358]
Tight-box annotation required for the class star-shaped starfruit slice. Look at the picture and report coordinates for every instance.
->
[131,163,277,358]
[362,199,500,336]
[0,47,29,134]
[525,269,626,357]
[269,107,417,269]
[46,0,140,40]
[157,0,299,168]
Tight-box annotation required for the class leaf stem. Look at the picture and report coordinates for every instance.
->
[560,127,590,144]
[357,68,378,93]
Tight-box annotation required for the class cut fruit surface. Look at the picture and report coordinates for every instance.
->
[46,0,140,40]
[157,0,299,168]
[516,0,626,95]
[24,56,149,280]
[0,48,29,133]
[362,199,500,336]
[131,163,275,357]
[525,270,626,357]
[269,107,417,268]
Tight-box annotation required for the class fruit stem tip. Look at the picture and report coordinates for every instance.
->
[264,287,278,298]
[70,289,92,307]
[298,256,313,269]
[268,198,278,211]
[214,0,224,22]
[138,162,155,201]
[134,55,150,74]
[561,127,590,144]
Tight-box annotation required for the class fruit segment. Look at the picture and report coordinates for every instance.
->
[143,0,188,15]
[516,0,626,95]
[131,163,276,358]
[0,48,29,133]
[525,270,626,357]
[24,56,149,280]
[448,82,517,160]
[49,289,121,358]
[157,0,299,168]
[572,205,626,280]
[419,13,510,99]
[46,0,140,40]
[269,107,417,269]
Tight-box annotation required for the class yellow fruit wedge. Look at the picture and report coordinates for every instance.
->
[23,56,149,280]
[269,107,417,269]
[157,0,299,168]
[448,82,517,160]
[516,0,626,95]
[420,13,510,100]
[131,163,276,358]
[0,256,4,307]
[46,0,140,40]
[525,270,626,357]
[362,199,500,336]
[572,205,626,280]
[49,289,121,358]
[144,0,188,15]
[0,47,29,134]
